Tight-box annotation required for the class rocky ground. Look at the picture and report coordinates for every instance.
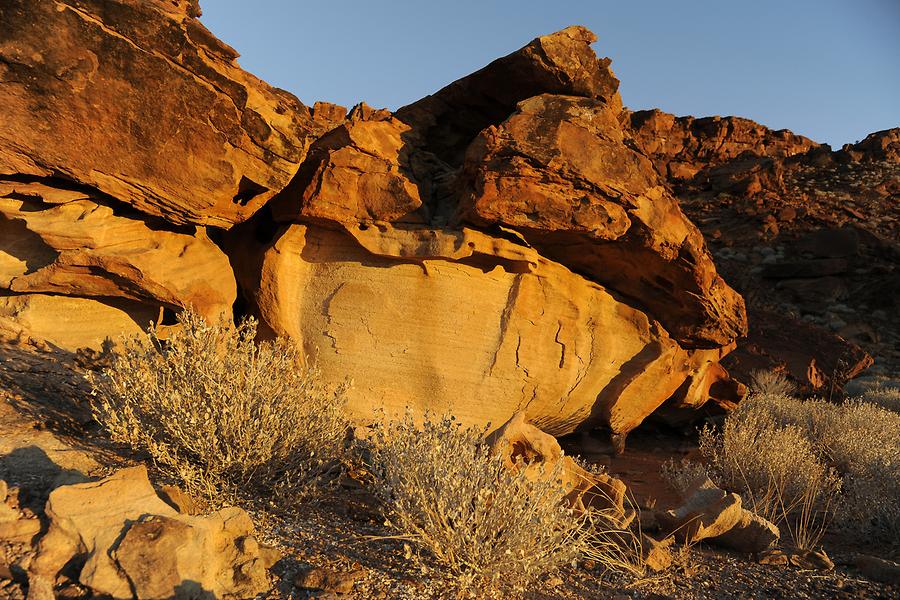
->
[1,347,897,599]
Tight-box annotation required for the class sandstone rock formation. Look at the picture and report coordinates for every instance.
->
[486,412,633,524]
[2,3,749,440]
[232,27,747,439]
[27,466,277,599]
[0,294,155,352]
[395,26,621,167]
[657,476,779,554]
[0,0,319,227]
[270,109,423,224]
[0,181,236,319]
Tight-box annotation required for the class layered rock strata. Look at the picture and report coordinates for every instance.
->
[1,5,749,438]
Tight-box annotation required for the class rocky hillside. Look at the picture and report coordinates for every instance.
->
[630,111,898,393]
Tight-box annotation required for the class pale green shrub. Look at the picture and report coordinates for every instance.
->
[365,413,588,596]
[88,309,350,503]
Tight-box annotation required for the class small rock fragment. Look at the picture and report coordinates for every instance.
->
[788,548,834,571]
[294,566,364,594]
[641,534,674,572]
[854,554,900,585]
[758,548,789,566]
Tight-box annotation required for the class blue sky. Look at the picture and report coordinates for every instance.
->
[201,0,899,148]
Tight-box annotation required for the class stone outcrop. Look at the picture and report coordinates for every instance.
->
[0,294,155,352]
[456,94,747,348]
[233,27,747,438]
[841,128,900,163]
[26,466,278,599]
[0,178,236,350]
[2,6,749,439]
[0,0,319,227]
[629,109,820,183]
[0,181,236,319]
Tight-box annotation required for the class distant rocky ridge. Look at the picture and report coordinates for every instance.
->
[1,0,893,440]
[629,112,898,392]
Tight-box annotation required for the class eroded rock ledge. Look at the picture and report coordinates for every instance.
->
[1,2,750,439]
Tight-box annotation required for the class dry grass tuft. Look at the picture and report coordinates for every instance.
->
[88,309,350,503]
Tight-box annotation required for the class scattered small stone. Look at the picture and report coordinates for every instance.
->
[788,548,834,571]
[854,554,900,585]
[294,566,365,595]
[545,574,564,587]
[758,549,789,566]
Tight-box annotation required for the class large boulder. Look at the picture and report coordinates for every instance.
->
[27,466,277,599]
[0,0,319,227]
[230,222,731,438]
[456,94,747,348]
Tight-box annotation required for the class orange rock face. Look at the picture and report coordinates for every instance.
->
[0,0,319,227]
[457,95,747,348]
[1,11,752,439]
[396,26,621,167]
[0,181,236,320]
[270,109,422,224]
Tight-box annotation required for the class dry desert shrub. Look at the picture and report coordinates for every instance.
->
[748,368,797,397]
[687,371,900,545]
[860,383,900,413]
[365,412,590,596]
[88,309,350,503]
[806,398,900,542]
[698,395,842,528]
[660,458,710,497]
